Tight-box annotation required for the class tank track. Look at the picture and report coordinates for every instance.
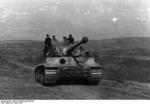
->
[35,66,58,86]
[44,69,57,85]
[88,69,102,85]
[35,66,43,84]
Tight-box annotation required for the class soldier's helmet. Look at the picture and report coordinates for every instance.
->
[69,34,72,38]
[46,34,49,37]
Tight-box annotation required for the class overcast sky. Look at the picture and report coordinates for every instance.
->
[0,0,150,40]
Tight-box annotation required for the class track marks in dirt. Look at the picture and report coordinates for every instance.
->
[59,85,102,99]
[5,59,34,70]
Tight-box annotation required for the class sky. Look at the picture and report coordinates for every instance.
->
[0,0,150,40]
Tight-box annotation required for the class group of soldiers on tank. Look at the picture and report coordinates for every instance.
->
[63,34,74,46]
[44,34,76,57]
[43,34,92,57]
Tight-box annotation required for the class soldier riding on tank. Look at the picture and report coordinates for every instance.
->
[44,34,52,57]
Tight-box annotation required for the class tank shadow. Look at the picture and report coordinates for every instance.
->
[41,78,90,87]
[42,78,100,87]
[56,78,89,86]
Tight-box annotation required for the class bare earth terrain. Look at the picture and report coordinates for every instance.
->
[0,57,150,99]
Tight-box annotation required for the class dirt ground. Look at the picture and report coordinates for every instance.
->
[0,58,150,99]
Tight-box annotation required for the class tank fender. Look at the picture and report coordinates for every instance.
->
[84,57,100,67]
[35,65,44,72]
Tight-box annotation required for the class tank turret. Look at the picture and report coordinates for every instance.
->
[63,36,88,56]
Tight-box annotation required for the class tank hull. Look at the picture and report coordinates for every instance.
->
[35,65,102,86]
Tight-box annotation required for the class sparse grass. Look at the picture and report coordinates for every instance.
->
[0,42,44,65]
[94,53,150,83]
[0,59,33,81]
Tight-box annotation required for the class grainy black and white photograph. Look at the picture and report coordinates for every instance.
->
[0,0,150,100]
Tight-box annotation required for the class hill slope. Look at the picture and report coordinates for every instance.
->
[1,37,150,58]
[85,37,150,57]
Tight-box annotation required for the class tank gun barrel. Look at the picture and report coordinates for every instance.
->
[66,36,88,55]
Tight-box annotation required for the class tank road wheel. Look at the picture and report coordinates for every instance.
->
[45,69,58,85]
[88,69,102,85]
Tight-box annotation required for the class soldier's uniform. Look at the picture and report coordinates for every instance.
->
[51,35,59,56]
[68,34,74,45]
[44,34,52,56]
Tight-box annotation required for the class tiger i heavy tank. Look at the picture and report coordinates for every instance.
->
[34,37,102,85]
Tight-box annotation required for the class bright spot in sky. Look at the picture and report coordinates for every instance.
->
[112,17,118,22]
[23,12,27,15]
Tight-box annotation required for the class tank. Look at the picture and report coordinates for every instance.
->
[34,36,102,85]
